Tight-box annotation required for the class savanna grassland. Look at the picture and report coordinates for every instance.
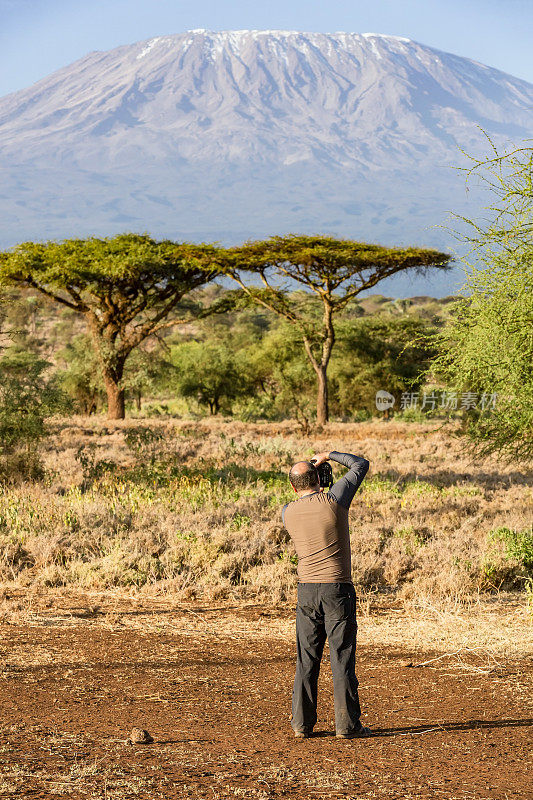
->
[1,416,531,603]
[0,417,532,800]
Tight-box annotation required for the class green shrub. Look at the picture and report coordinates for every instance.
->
[489,527,533,572]
[0,347,67,481]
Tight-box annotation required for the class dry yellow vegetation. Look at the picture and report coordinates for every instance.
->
[0,417,531,606]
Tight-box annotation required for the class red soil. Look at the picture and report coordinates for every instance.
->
[1,604,531,799]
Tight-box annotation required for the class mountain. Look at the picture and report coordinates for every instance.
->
[1,30,532,296]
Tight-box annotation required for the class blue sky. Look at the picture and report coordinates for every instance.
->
[0,0,531,97]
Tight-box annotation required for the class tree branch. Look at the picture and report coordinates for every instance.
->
[230,273,301,324]
[18,278,83,312]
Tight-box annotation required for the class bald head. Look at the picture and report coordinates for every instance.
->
[289,461,319,492]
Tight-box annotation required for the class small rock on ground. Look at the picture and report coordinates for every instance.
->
[126,727,154,745]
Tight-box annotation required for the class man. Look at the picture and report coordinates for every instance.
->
[282,449,371,739]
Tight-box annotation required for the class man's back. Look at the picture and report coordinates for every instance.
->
[282,451,369,583]
[283,449,372,738]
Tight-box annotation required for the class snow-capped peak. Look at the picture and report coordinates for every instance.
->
[361,32,411,42]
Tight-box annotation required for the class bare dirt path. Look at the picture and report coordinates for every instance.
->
[0,600,531,800]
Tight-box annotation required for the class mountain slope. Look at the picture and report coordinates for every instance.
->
[1,30,532,295]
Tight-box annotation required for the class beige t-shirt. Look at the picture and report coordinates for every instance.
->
[284,492,352,582]
[282,452,370,583]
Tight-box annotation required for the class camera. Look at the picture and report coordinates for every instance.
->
[316,461,333,489]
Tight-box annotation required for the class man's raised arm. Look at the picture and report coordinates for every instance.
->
[324,451,369,509]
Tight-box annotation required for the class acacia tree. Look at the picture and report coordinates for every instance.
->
[170,340,247,415]
[427,138,533,462]
[331,315,439,417]
[227,235,451,424]
[0,233,221,419]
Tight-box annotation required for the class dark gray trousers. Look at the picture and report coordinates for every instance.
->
[291,582,361,735]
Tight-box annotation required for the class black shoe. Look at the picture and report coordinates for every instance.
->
[336,722,372,739]
[293,729,312,738]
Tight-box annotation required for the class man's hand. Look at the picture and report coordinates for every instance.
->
[311,451,331,467]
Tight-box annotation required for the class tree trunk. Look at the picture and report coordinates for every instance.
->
[136,390,142,411]
[208,397,220,415]
[316,365,329,425]
[88,318,128,420]
[303,298,335,426]
[303,340,331,426]
[104,374,126,420]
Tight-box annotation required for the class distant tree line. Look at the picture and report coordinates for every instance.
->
[0,277,445,423]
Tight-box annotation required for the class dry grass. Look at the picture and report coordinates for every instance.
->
[0,728,154,799]
[1,586,531,660]
[0,416,531,607]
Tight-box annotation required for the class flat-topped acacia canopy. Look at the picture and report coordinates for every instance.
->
[0,233,222,419]
[226,235,452,424]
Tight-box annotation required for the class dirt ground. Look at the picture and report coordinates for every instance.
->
[0,594,532,800]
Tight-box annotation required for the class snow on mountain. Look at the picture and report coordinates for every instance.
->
[1,30,532,295]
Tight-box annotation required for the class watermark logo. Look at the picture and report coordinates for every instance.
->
[375,390,396,411]
[375,390,498,411]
